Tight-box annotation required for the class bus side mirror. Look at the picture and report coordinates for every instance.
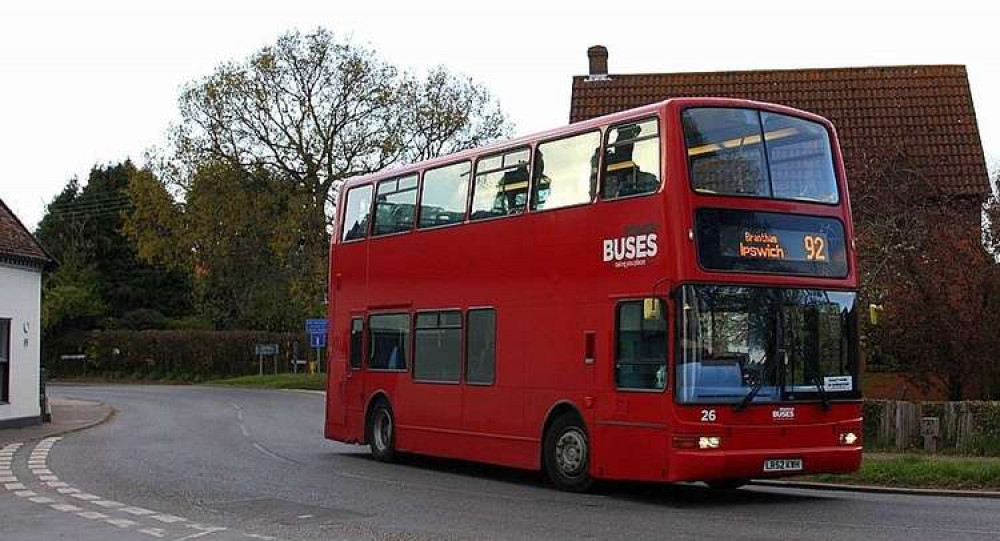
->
[643,298,663,320]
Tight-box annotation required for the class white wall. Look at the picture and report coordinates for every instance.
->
[0,262,41,423]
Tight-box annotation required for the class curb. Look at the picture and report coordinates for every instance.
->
[282,389,326,396]
[17,400,117,445]
[751,479,1000,499]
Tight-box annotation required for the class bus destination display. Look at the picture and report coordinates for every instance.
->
[696,209,848,277]
[724,228,829,263]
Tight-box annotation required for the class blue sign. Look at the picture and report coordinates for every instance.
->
[305,318,328,334]
[310,333,327,349]
[306,318,328,349]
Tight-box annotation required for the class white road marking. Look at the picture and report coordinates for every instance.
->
[77,511,109,520]
[57,487,81,494]
[5,482,26,490]
[106,518,140,528]
[71,492,103,501]
[15,490,37,497]
[47,481,70,488]
[29,496,57,504]
[122,506,157,516]
[139,528,167,537]
[51,503,83,512]
[173,526,227,541]
[31,468,53,475]
[151,514,187,523]
[93,499,126,508]
[0,476,16,483]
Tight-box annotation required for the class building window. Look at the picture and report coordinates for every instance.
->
[0,319,9,403]
[616,299,667,390]
[466,309,496,385]
[341,185,374,242]
[420,161,470,228]
[470,148,530,221]
[532,131,601,211]
[602,118,660,199]
[368,314,409,370]
[349,318,363,369]
[414,311,462,382]
[373,174,418,236]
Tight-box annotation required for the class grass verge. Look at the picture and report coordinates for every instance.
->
[206,373,327,391]
[802,454,1000,490]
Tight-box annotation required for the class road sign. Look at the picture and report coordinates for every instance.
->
[310,332,327,348]
[255,343,279,356]
[305,318,328,335]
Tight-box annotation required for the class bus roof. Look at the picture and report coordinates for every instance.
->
[339,97,832,191]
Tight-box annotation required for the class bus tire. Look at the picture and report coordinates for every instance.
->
[543,412,593,492]
[367,399,396,462]
[707,478,748,490]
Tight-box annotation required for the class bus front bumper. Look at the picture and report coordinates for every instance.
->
[669,445,863,483]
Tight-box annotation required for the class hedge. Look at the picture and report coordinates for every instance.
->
[44,330,310,381]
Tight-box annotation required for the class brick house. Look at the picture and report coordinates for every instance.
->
[0,198,53,427]
[569,46,992,399]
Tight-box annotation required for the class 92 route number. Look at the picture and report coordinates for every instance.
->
[803,235,827,261]
[700,409,717,422]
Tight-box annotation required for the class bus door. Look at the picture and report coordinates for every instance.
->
[343,315,366,432]
[595,297,671,480]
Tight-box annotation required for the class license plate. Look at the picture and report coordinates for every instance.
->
[763,458,803,473]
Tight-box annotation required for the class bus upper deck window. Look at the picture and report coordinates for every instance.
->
[532,131,601,211]
[683,108,770,197]
[373,174,418,236]
[341,184,374,241]
[602,118,660,199]
[683,107,839,204]
[420,161,471,228]
[471,148,530,221]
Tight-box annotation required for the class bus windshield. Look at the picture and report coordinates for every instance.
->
[676,285,859,405]
[682,108,839,204]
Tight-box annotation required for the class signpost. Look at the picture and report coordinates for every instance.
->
[255,343,279,376]
[305,318,328,374]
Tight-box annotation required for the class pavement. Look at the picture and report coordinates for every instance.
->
[2,384,1000,540]
[0,397,114,447]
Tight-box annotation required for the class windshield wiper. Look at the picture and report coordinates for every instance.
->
[734,357,777,412]
[811,373,832,410]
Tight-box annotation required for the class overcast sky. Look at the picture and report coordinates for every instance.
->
[1,0,998,228]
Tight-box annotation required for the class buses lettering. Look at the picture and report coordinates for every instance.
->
[603,233,658,263]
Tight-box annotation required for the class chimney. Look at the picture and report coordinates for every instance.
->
[586,45,609,81]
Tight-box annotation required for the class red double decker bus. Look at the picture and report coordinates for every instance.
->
[325,98,862,491]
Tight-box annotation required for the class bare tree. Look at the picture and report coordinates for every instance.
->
[171,28,510,221]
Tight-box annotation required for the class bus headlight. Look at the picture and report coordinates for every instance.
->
[839,432,858,445]
[698,436,722,449]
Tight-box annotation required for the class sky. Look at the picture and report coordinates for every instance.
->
[1,0,998,228]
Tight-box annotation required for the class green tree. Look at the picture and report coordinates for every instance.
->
[36,161,193,332]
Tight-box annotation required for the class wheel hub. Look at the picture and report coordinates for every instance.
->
[555,429,587,476]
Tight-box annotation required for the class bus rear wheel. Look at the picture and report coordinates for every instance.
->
[544,413,593,492]
[368,400,396,462]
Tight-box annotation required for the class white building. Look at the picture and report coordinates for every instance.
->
[0,198,52,428]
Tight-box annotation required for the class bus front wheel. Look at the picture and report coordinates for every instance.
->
[543,413,593,492]
[368,400,396,462]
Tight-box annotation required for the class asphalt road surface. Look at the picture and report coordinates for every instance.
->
[2,385,1000,541]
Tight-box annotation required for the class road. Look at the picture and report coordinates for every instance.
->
[2,385,1000,541]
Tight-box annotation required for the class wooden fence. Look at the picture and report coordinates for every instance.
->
[864,400,1000,453]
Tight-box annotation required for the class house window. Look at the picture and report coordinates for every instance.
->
[0,319,10,403]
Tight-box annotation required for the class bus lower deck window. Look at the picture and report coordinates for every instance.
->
[368,314,410,370]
